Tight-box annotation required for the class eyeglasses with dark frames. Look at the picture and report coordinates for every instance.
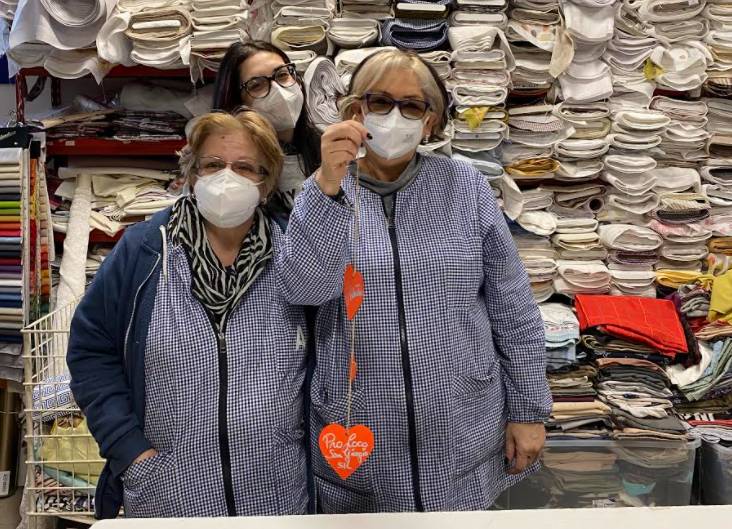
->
[240,63,299,99]
[361,93,431,120]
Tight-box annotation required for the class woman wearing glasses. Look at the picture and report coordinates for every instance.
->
[277,49,551,512]
[214,41,321,222]
[68,110,309,518]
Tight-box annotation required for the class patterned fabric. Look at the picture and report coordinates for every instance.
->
[277,155,551,512]
[122,223,309,517]
[32,373,75,422]
[381,18,450,51]
[167,196,272,332]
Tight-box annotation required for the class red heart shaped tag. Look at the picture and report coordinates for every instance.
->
[319,424,374,480]
[343,264,364,321]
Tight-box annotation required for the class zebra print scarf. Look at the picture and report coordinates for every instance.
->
[168,195,272,332]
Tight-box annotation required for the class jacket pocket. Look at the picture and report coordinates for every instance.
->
[310,387,376,499]
[442,236,483,310]
[122,451,176,517]
[450,369,507,478]
[273,428,308,515]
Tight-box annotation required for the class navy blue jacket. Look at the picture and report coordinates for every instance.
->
[68,209,172,518]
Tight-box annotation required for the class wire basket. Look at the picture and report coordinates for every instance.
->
[22,300,102,523]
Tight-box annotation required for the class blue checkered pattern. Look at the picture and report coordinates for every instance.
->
[381,18,450,51]
[121,224,309,518]
[278,155,552,512]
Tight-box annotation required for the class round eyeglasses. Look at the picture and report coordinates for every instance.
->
[240,63,299,99]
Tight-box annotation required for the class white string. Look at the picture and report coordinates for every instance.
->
[346,160,361,431]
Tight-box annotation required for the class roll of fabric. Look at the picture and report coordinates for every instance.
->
[303,56,345,133]
[328,17,379,48]
[381,17,448,52]
[11,0,114,51]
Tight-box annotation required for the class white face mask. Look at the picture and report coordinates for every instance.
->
[251,83,304,132]
[194,167,261,229]
[363,107,425,160]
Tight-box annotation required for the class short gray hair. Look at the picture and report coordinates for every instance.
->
[339,49,448,138]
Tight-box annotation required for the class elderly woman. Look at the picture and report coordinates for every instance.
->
[277,49,551,512]
[68,110,308,518]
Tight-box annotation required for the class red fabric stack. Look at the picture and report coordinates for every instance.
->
[574,294,688,358]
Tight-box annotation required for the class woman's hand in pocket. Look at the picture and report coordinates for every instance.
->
[132,448,159,466]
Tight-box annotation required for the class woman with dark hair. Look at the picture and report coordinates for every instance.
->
[213,41,322,221]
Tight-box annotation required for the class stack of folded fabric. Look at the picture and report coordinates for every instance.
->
[598,223,662,296]
[450,0,508,29]
[327,16,380,49]
[541,302,583,370]
[506,2,559,96]
[575,294,691,440]
[650,97,711,164]
[188,0,248,81]
[381,10,449,52]
[605,2,657,111]
[515,234,559,301]
[341,0,392,20]
[555,0,616,105]
[547,400,613,440]
[418,50,452,80]
[600,154,658,221]
[271,1,333,55]
[447,26,513,167]
[704,0,732,94]
[643,4,713,92]
[8,0,115,77]
[554,260,611,295]
[54,166,176,238]
[121,3,193,69]
[607,109,669,152]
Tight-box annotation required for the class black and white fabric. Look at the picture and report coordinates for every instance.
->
[167,195,272,331]
[123,222,309,517]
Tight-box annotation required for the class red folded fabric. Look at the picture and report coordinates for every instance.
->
[575,294,687,358]
[688,420,732,427]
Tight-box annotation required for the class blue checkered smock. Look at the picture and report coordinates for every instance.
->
[277,155,552,512]
[121,224,309,517]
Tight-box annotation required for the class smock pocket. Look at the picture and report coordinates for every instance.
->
[273,428,308,514]
[311,387,378,508]
[122,451,176,518]
[450,368,507,478]
[441,236,483,311]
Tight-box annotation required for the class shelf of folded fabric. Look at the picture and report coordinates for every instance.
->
[19,65,216,80]
[46,138,186,157]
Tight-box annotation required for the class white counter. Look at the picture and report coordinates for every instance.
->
[93,505,732,528]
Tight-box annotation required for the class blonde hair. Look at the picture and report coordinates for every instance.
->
[339,49,448,137]
[178,110,283,199]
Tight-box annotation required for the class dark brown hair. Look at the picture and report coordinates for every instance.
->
[212,41,321,176]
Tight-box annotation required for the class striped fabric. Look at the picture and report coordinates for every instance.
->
[167,196,272,331]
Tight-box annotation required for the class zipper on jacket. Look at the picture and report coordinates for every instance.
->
[386,198,425,512]
[123,253,161,361]
[203,309,237,517]
[215,329,237,516]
